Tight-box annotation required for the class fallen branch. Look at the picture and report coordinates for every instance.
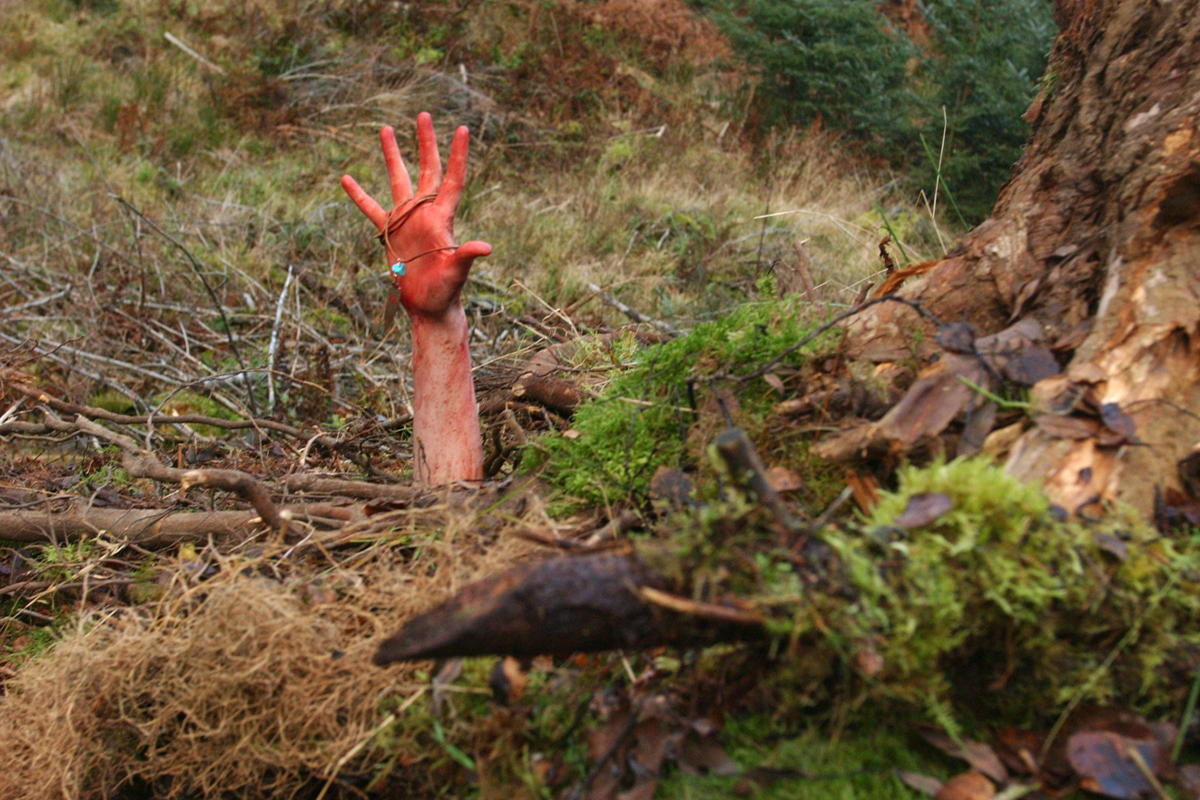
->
[586,282,677,335]
[713,429,804,535]
[0,501,359,545]
[373,551,765,664]
[8,382,348,452]
[74,415,283,531]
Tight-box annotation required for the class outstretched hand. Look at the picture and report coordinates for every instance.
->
[341,112,491,321]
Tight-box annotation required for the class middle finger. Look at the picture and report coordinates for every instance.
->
[414,112,443,196]
[380,126,413,207]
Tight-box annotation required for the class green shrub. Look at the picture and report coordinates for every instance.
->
[698,0,1056,223]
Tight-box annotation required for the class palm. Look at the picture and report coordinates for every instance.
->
[341,114,491,320]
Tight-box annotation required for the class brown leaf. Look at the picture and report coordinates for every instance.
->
[677,730,739,776]
[763,373,786,397]
[1098,403,1137,446]
[897,770,945,797]
[845,470,880,513]
[935,772,995,800]
[765,466,804,493]
[917,728,1009,783]
[1003,344,1061,386]
[649,467,693,508]
[617,718,670,800]
[855,640,885,676]
[959,401,999,457]
[875,352,986,446]
[893,492,954,530]
[1093,533,1128,561]
[501,656,527,702]
[1067,731,1165,800]
[1034,414,1100,440]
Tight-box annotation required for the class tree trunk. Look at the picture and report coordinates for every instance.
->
[849,0,1200,516]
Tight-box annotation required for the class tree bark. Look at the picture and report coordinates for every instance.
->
[848,0,1200,515]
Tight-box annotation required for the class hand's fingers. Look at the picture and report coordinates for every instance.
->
[380,126,413,206]
[415,112,443,196]
[340,175,387,231]
[436,126,470,215]
[445,240,492,282]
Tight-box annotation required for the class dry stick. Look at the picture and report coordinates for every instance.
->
[0,502,353,546]
[1125,745,1172,800]
[740,294,944,382]
[0,506,255,545]
[8,382,344,453]
[73,415,284,531]
[638,586,764,626]
[0,332,144,407]
[0,285,72,316]
[563,699,643,800]
[111,195,259,416]
[586,282,677,335]
[267,264,295,415]
[714,428,804,535]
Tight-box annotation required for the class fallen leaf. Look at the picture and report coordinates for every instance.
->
[1093,533,1128,561]
[893,492,954,530]
[845,470,880,513]
[897,770,945,797]
[917,727,1009,783]
[1067,731,1165,800]
[763,373,786,396]
[855,641,885,676]
[765,466,804,493]
[1034,414,1100,440]
[563,428,582,439]
[1100,403,1136,442]
[736,767,812,796]
[649,467,693,508]
[1003,344,1061,386]
[677,729,739,776]
[935,772,995,800]
[618,718,670,800]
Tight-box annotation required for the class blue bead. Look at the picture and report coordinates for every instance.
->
[391,262,405,276]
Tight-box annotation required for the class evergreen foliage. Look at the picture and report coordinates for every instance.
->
[698,0,1056,223]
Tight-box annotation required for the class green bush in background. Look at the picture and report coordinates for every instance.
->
[698,0,1056,223]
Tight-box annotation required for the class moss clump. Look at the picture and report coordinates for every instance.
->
[530,297,833,506]
[791,458,1200,729]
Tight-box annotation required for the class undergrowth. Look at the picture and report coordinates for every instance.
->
[530,292,838,507]
[654,456,1200,734]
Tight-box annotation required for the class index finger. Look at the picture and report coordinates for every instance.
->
[340,175,387,231]
[436,126,470,215]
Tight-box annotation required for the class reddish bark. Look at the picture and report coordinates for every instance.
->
[847,0,1200,515]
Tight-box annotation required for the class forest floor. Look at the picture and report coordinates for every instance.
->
[1,1,1197,799]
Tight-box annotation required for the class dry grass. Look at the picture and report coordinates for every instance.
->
[0,500,538,799]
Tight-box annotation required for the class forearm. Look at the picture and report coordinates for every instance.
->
[409,303,483,485]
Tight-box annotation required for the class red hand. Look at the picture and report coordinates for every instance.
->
[340,113,488,485]
[340,112,491,321]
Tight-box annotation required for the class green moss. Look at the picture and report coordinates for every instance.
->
[788,458,1200,727]
[531,297,833,507]
[659,723,935,800]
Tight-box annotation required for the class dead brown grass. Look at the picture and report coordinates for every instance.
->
[0,502,537,799]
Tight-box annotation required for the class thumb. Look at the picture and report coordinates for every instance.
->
[447,240,492,281]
